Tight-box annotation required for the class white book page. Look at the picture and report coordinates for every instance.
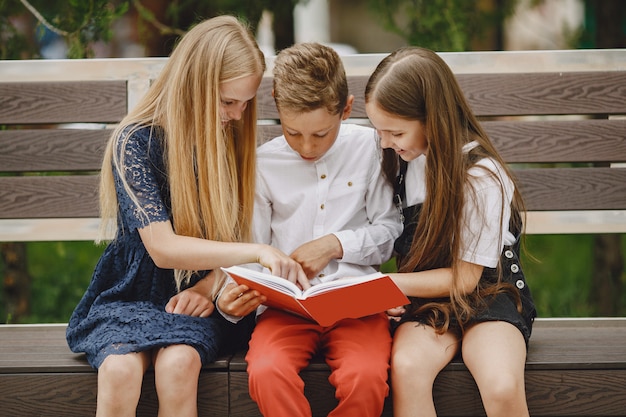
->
[222,266,303,297]
[302,272,385,297]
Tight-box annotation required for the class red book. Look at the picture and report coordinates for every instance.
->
[222,266,409,327]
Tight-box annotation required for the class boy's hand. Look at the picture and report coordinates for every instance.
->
[386,305,406,322]
[257,244,310,290]
[217,282,266,317]
[290,234,343,279]
[166,285,215,318]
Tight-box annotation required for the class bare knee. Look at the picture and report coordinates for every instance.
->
[480,372,526,406]
[97,353,147,417]
[391,344,420,378]
[99,353,146,387]
[154,345,201,383]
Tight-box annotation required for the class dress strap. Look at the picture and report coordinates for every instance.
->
[393,159,408,222]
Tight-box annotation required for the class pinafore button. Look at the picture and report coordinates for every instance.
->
[516,279,525,289]
[511,264,519,273]
[505,250,514,259]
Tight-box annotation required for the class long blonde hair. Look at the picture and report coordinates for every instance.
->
[366,47,525,333]
[99,15,266,289]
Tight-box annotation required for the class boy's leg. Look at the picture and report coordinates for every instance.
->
[322,313,392,417]
[246,309,320,417]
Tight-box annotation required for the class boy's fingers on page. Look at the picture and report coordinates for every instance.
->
[296,273,312,290]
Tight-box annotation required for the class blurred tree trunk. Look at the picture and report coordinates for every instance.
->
[270,3,296,51]
[591,0,626,48]
[588,0,625,315]
[591,235,623,315]
[1,243,32,323]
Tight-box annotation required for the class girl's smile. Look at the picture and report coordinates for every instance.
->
[365,101,428,161]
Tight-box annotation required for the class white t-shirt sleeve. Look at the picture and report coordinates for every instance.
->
[459,159,515,268]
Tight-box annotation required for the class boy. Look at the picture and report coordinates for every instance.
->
[219,42,402,417]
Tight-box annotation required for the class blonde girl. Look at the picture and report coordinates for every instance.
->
[66,16,304,417]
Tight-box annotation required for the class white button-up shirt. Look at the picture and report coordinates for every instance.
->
[254,123,402,284]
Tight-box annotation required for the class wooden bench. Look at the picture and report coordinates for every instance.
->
[1,49,626,416]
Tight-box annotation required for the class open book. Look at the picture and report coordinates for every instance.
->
[221,265,409,327]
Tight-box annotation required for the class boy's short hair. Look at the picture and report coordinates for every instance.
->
[272,42,348,115]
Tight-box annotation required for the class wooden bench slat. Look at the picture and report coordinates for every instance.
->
[516,167,626,211]
[2,167,624,219]
[458,71,626,117]
[487,119,626,163]
[0,129,109,172]
[258,72,626,119]
[1,119,621,174]
[0,176,99,219]
[262,119,626,164]
[0,81,127,124]
[0,324,230,373]
[0,372,229,417]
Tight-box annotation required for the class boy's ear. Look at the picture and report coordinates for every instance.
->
[341,95,354,120]
[271,89,275,98]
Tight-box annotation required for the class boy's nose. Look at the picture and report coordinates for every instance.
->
[299,138,317,156]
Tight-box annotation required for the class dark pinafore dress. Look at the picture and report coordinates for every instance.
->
[392,159,536,344]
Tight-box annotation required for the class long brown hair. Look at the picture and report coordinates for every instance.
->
[99,16,266,289]
[365,47,525,333]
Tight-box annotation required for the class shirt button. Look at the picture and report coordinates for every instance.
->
[320,204,325,210]
[348,181,353,186]
[505,250,514,259]
[511,264,519,273]
[516,279,525,289]
[321,174,326,179]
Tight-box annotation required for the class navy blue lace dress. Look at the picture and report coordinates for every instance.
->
[66,126,245,369]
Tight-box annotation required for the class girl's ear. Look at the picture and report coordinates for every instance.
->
[271,88,275,98]
[341,95,354,120]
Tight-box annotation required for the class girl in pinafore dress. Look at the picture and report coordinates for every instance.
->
[66,16,305,417]
[364,47,536,417]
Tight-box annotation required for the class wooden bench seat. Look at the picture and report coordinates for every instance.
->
[1,319,624,416]
[1,50,625,416]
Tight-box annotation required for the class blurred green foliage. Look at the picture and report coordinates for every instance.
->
[2,234,621,323]
[380,234,626,318]
[0,241,104,323]
[367,0,518,51]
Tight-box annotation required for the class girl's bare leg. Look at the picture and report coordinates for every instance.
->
[391,323,459,417]
[153,344,202,417]
[462,321,530,417]
[96,351,151,417]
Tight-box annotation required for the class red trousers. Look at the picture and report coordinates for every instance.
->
[245,308,392,417]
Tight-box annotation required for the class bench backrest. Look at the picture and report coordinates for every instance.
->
[1,50,625,241]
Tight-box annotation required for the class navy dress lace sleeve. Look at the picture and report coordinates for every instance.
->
[66,126,229,368]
